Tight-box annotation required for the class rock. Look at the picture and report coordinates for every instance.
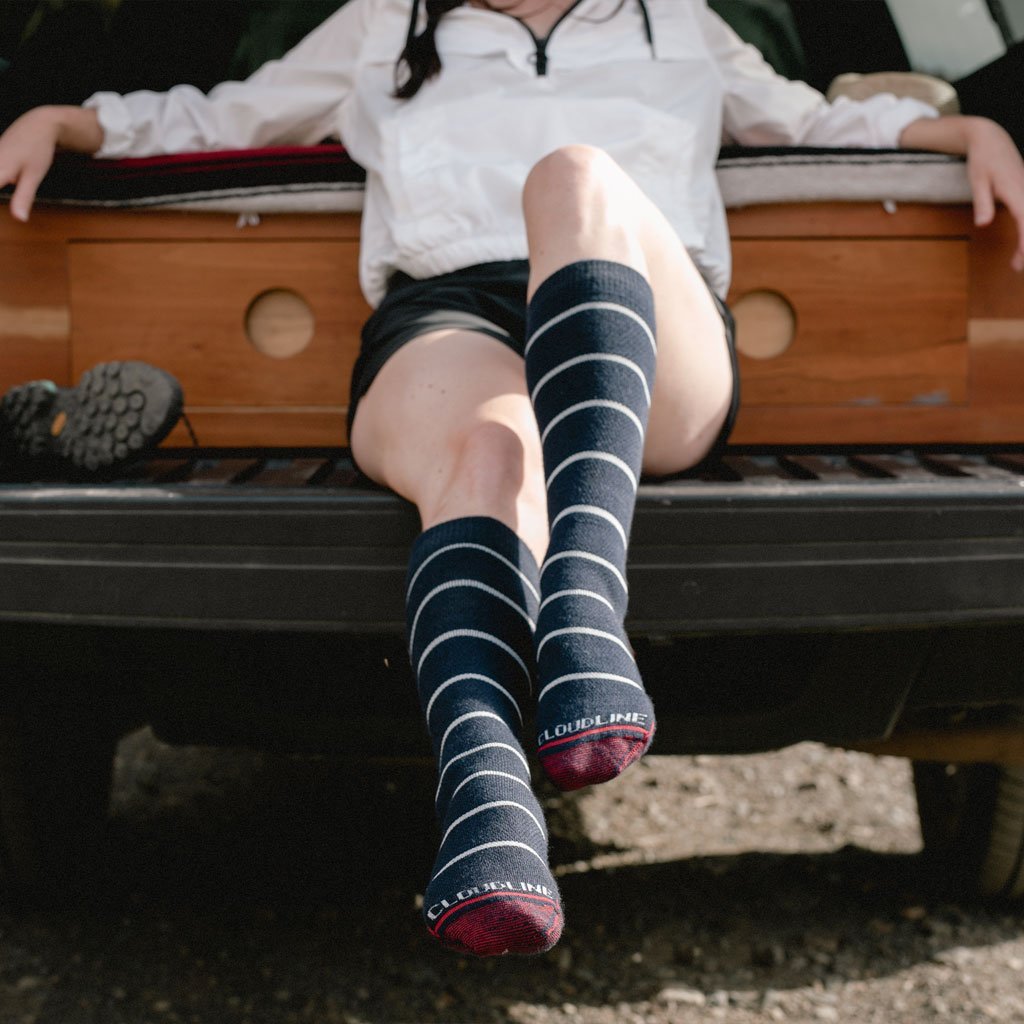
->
[657,986,706,1007]
[729,990,760,1009]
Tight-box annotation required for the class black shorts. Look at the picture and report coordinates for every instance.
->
[349,259,740,471]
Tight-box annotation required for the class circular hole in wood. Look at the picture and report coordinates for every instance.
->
[244,289,315,359]
[732,289,797,361]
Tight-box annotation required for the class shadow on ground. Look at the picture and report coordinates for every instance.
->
[0,739,1020,1024]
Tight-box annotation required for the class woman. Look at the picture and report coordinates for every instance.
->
[2,0,1021,958]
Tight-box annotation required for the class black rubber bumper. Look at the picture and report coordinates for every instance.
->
[0,448,1022,635]
[1,447,1021,755]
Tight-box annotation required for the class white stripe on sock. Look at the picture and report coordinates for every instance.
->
[540,399,645,447]
[440,800,546,848]
[530,353,651,406]
[550,504,627,548]
[449,769,533,803]
[537,671,646,703]
[535,625,635,660]
[538,589,614,614]
[436,742,531,803]
[425,674,522,727]
[438,711,508,766]
[541,550,628,595]
[524,301,656,358]
[430,840,547,883]
[546,450,637,492]
[417,629,531,685]
[409,579,535,654]
[407,542,540,604]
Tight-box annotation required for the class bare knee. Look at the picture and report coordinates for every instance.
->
[523,145,630,225]
[446,421,530,508]
[524,145,619,202]
[423,420,549,562]
[522,146,646,280]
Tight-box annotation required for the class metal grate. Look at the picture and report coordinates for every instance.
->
[114,446,1024,491]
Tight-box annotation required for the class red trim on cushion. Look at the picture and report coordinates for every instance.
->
[97,144,350,170]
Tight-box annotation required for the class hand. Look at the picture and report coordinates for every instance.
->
[964,118,1024,273]
[0,107,61,222]
[0,105,103,222]
[900,114,1024,272]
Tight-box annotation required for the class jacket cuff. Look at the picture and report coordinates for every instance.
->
[856,94,941,148]
[82,93,136,158]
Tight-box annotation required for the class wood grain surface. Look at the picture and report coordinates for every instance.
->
[69,240,369,415]
[1,201,1020,447]
[0,242,71,390]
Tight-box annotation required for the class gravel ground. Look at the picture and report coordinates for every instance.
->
[1,730,1022,1024]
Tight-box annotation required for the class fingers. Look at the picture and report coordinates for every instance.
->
[8,162,47,222]
[1009,187,1024,272]
[0,149,22,213]
[997,183,1024,272]
[971,170,996,227]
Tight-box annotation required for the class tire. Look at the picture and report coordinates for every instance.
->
[0,709,117,905]
[913,758,1024,904]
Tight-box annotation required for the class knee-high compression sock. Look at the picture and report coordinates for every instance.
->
[525,260,657,791]
[408,517,562,956]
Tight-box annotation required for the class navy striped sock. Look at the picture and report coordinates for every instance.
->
[525,260,657,791]
[407,516,562,956]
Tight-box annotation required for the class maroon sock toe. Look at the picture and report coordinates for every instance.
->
[539,727,653,791]
[430,892,563,956]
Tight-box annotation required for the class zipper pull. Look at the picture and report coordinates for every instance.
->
[535,40,548,75]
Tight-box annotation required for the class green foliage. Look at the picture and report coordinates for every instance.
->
[709,0,807,81]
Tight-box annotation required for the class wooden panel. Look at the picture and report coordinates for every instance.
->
[69,241,370,433]
[0,206,362,243]
[967,209,1024,412]
[728,202,972,240]
[0,242,71,390]
[163,408,347,447]
[969,208,1024,320]
[969,319,1024,406]
[729,239,969,406]
[733,402,1024,445]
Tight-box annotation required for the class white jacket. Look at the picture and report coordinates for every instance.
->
[85,0,938,303]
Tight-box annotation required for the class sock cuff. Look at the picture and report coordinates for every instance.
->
[409,517,539,582]
[527,260,655,331]
[406,518,542,635]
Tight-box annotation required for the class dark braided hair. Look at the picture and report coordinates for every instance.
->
[394,0,466,99]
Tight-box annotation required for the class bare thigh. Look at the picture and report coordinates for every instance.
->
[349,329,548,562]
[641,230,732,476]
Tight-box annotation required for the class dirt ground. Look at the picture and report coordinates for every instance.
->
[0,730,1021,1024]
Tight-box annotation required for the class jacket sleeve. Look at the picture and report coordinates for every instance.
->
[700,5,940,149]
[83,0,373,158]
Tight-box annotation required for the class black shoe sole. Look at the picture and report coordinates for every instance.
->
[0,361,184,474]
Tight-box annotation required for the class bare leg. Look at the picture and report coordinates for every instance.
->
[349,143,736,942]
[351,333,561,956]
[523,144,733,476]
[352,329,547,560]
[519,145,735,789]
